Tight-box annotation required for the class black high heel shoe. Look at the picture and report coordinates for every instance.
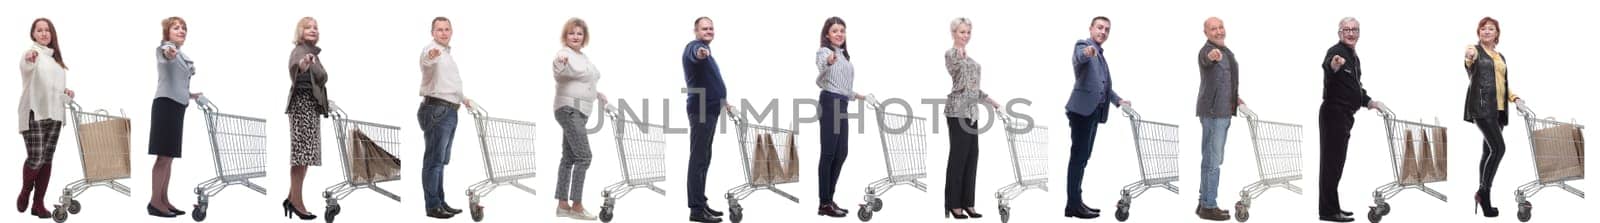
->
[945,208,969,219]
[963,207,984,218]
[147,203,177,218]
[283,199,318,220]
[1475,192,1499,217]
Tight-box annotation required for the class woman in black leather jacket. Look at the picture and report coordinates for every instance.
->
[1462,17,1520,218]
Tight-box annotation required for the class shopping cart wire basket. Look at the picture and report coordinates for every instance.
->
[1510,102,1585,222]
[994,113,1049,223]
[464,103,538,222]
[1231,104,1304,222]
[1112,106,1180,222]
[51,101,133,223]
[598,105,669,223]
[190,96,269,222]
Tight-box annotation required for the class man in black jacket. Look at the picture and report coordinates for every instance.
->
[1317,17,1383,223]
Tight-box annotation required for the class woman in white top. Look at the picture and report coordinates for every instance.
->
[15,17,74,219]
[551,17,606,221]
[814,16,867,218]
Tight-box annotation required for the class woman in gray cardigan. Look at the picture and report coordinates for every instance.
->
[148,16,201,218]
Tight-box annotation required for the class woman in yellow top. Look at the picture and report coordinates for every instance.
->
[1462,16,1520,218]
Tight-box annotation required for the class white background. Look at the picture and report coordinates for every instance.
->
[2,0,1594,222]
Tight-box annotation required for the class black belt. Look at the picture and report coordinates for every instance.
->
[422,97,459,110]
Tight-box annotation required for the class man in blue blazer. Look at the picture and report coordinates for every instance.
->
[1063,16,1131,219]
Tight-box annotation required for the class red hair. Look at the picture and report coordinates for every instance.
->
[1477,17,1499,44]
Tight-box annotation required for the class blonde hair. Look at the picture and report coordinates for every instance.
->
[293,17,317,45]
[161,17,186,42]
[950,17,971,32]
[561,18,589,48]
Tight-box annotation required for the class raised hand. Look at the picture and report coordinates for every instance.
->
[428,48,442,60]
[1084,46,1097,58]
[697,47,711,59]
[1207,48,1222,62]
[827,51,838,65]
[163,46,178,59]
[24,50,38,63]
[1330,55,1346,70]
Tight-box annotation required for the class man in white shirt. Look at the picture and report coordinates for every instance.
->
[418,16,471,219]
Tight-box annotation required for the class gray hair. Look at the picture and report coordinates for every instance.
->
[1339,17,1359,27]
[950,17,971,32]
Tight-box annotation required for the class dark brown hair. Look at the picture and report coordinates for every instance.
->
[819,16,849,60]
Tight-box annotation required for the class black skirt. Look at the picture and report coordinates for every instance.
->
[147,97,187,158]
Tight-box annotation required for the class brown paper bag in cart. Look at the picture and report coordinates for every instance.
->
[348,129,402,183]
[1533,124,1583,183]
[783,133,800,182]
[749,133,770,184]
[78,118,131,181]
[759,134,786,184]
[1416,133,1438,181]
[1398,130,1421,184]
[1437,130,1452,181]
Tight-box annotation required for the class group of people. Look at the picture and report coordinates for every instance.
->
[12,14,1524,223]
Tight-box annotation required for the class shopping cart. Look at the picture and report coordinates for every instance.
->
[1112,106,1180,222]
[994,113,1049,223]
[723,107,801,223]
[463,104,538,222]
[51,101,133,223]
[855,97,930,222]
[1511,102,1585,222]
[1366,105,1448,223]
[598,106,668,223]
[322,101,403,223]
[1230,105,1304,222]
[191,96,269,222]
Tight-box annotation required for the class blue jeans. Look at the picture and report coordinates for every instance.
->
[1198,117,1230,208]
[418,102,459,209]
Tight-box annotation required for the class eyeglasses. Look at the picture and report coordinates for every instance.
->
[1340,28,1361,33]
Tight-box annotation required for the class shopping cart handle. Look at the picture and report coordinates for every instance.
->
[863,94,882,110]
[1120,106,1140,119]
[195,95,218,112]
[1373,103,1395,118]
[1235,104,1257,120]
[467,102,489,118]
[1514,101,1535,118]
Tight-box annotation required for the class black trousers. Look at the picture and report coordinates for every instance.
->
[944,118,980,209]
[686,105,721,212]
[1317,103,1357,216]
[1065,107,1105,209]
[1475,111,1508,195]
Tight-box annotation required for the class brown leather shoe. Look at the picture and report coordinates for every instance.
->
[1195,205,1230,221]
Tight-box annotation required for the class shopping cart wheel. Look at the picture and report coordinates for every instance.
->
[67,199,81,214]
[192,202,208,222]
[1234,201,1248,222]
[324,204,340,223]
[1367,206,1383,223]
[470,202,484,222]
[1114,199,1130,222]
[52,207,67,223]
[1516,201,1531,222]
[729,206,743,223]
[870,198,883,212]
[998,205,1011,223]
[1376,202,1390,216]
[856,205,873,222]
[598,205,614,223]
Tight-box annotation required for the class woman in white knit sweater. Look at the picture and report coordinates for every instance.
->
[15,17,74,219]
[551,17,607,221]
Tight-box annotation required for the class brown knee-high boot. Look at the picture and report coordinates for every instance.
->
[29,164,51,218]
[16,165,38,213]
